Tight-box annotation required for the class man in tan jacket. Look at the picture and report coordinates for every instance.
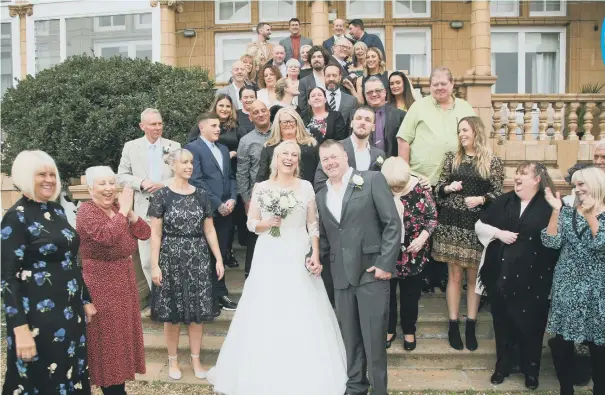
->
[246,22,274,66]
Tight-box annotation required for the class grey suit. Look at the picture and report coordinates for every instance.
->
[297,73,317,118]
[316,170,401,395]
[338,91,358,130]
[216,84,241,110]
[314,137,384,192]
[279,35,313,63]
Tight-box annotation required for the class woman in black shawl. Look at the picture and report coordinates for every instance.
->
[477,161,560,390]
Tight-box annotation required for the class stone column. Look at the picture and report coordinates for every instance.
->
[310,1,329,45]
[8,3,32,79]
[151,0,182,66]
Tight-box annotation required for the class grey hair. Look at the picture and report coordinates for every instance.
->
[85,166,116,188]
[140,108,162,123]
[286,58,300,69]
[364,75,385,90]
[335,37,352,47]
[596,140,605,151]
[165,148,193,166]
[11,150,61,201]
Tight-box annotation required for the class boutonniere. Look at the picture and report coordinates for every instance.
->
[351,174,364,189]
[43,212,52,221]
[162,144,171,155]
[375,156,384,167]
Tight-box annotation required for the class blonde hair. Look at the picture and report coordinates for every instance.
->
[572,167,605,206]
[269,140,301,181]
[300,44,313,64]
[265,108,317,147]
[85,166,115,188]
[166,148,194,167]
[381,157,411,191]
[365,47,386,76]
[11,150,61,201]
[454,116,493,179]
[275,77,289,101]
[352,41,368,67]
[240,54,258,82]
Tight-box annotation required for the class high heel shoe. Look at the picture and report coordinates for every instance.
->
[191,354,207,379]
[385,332,396,349]
[167,355,182,380]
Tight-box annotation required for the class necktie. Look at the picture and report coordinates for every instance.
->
[374,109,385,151]
[149,145,159,182]
[329,92,336,111]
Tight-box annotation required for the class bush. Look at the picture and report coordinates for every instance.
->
[1,55,215,182]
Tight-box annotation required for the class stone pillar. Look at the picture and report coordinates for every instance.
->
[465,1,495,136]
[8,3,32,79]
[151,0,182,66]
[310,1,329,45]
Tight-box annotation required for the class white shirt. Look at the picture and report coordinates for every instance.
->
[350,134,371,171]
[276,63,287,78]
[327,88,342,111]
[200,136,224,173]
[326,167,354,222]
[145,137,163,182]
[231,82,243,109]
[313,71,326,90]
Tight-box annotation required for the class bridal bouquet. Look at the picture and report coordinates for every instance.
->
[257,188,298,237]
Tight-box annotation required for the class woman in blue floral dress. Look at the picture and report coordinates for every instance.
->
[1,151,96,394]
[542,167,605,395]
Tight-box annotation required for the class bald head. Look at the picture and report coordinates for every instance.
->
[249,100,270,130]
[273,45,286,65]
[232,60,246,83]
[333,19,345,36]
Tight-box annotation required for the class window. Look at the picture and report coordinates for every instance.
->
[259,0,296,22]
[392,0,430,18]
[529,0,566,16]
[346,0,384,19]
[35,19,60,73]
[490,0,519,17]
[66,14,152,60]
[94,14,126,32]
[491,27,565,94]
[216,0,251,24]
[1,22,12,97]
[393,28,431,77]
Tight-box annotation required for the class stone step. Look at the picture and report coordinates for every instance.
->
[141,295,494,339]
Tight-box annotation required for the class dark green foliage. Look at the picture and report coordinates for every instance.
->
[1,55,215,181]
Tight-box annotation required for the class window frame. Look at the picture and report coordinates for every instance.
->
[391,0,431,19]
[258,0,297,23]
[134,13,152,30]
[490,0,519,17]
[215,0,251,25]
[491,26,566,94]
[392,27,432,77]
[94,40,153,60]
[93,15,126,33]
[528,0,566,17]
[346,0,385,19]
[1,4,21,95]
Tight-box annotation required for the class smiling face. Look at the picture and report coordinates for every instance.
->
[273,45,286,65]
[320,143,349,181]
[513,165,541,197]
[366,49,379,70]
[324,65,341,91]
[173,152,194,180]
[242,58,253,74]
[354,44,366,60]
[334,40,352,60]
[199,118,221,142]
[309,88,327,109]
[34,166,57,202]
[278,112,298,140]
[264,68,277,88]
[276,144,300,176]
[289,20,300,36]
[389,75,405,96]
[458,120,475,150]
[311,51,325,71]
[301,46,310,63]
[231,61,246,83]
[574,178,591,203]
[215,98,232,122]
[352,108,375,140]
[594,147,605,170]
[364,80,386,108]
[430,71,454,103]
[91,175,117,210]
[333,19,345,36]
[140,112,163,143]
[286,79,300,96]
[249,101,270,129]
[287,63,300,78]
[241,88,257,111]
[260,24,272,39]
[348,24,362,40]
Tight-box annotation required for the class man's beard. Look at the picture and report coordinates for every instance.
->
[326,83,339,92]
[353,130,370,140]
[312,63,324,71]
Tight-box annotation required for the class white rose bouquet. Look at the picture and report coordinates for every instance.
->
[257,188,298,237]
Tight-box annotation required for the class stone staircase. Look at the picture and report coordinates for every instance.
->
[135,247,588,393]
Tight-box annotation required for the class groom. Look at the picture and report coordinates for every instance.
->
[315,139,401,395]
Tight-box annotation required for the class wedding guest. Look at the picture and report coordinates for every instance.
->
[397,66,476,186]
[432,116,504,351]
[299,44,313,80]
[330,37,352,76]
[270,77,300,123]
[268,45,287,77]
[237,85,258,133]
[348,19,385,55]
[149,148,225,381]
[347,41,368,81]
[324,63,358,131]
[563,140,605,206]
[240,54,258,86]
[256,108,318,184]
[364,77,405,158]
[388,71,416,112]
[285,59,301,106]
[237,101,272,278]
[323,18,347,53]
[543,167,605,395]
[298,46,329,114]
[477,162,559,389]
[381,157,438,351]
[78,167,150,394]
[185,113,238,312]
[352,47,389,105]
[305,86,347,144]
[2,150,96,395]
[257,64,282,107]
[216,60,246,110]
[246,22,273,67]
[117,108,181,316]
[279,18,312,63]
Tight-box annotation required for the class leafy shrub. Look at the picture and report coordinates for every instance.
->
[1,55,215,182]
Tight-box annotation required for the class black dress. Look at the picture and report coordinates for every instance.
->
[255,143,319,184]
[304,111,348,144]
[148,188,217,323]
[1,197,92,394]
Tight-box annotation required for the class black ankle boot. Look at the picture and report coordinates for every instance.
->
[465,318,478,351]
[448,320,463,350]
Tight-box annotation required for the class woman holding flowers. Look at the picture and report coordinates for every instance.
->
[1,150,96,395]
[208,140,347,395]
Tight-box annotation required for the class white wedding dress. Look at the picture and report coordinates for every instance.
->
[207,180,347,395]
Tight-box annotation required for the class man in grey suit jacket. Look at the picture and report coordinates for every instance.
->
[216,60,247,110]
[325,64,357,127]
[316,139,401,395]
[279,18,313,63]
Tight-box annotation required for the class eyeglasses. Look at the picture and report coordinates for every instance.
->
[279,120,296,126]
[365,89,385,97]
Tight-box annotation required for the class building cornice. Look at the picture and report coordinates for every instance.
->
[150,0,183,13]
[8,4,33,18]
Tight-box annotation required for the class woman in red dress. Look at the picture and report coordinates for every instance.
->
[77,166,151,395]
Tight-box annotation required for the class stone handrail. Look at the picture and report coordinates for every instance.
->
[491,94,605,142]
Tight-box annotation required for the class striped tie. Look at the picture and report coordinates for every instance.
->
[329,91,336,111]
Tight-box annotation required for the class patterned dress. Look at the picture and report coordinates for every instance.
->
[148,187,217,323]
[77,201,150,387]
[432,153,504,268]
[1,196,92,394]
[541,206,605,345]
[396,183,438,278]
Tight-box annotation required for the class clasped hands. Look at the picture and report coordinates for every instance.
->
[305,253,323,277]
[218,199,236,216]
[445,181,485,209]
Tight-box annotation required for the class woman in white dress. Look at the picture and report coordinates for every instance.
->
[207,140,347,395]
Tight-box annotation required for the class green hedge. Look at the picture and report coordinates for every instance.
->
[1,55,215,181]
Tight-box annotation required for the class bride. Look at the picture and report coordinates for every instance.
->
[207,139,347,394]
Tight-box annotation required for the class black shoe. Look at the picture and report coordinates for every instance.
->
[525,375,539,390]
[225,249,239,268]
[490,371,508,385]
[386,332,396,349]
[403,334,416,351]
[218,296,238,311]
[465,318,478,351]
[448,320,464,350]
